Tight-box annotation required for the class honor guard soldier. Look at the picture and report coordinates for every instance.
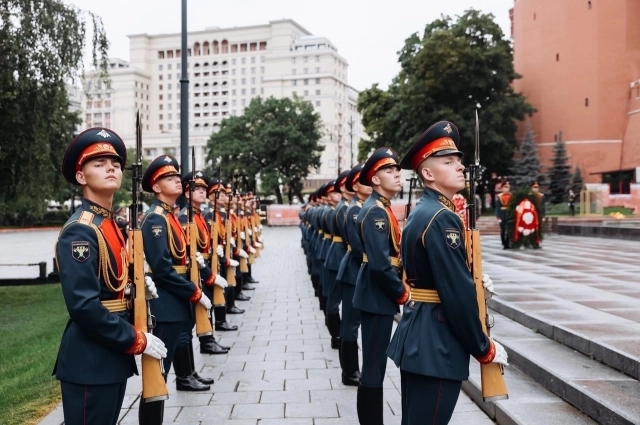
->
[244,193,262,284]
[323,177,348,348]
[206,178,240,331]
[219,182,246,315]
[55,128,165,425]
[139,155,214,422]
[311,184,329,312]
[353,148,409,424]
[336,164,371,387]
[178,171,230,358]
[387,121,508,425]
[496,179,512,249]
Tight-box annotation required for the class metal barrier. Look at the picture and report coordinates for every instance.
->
[0,261,47,279]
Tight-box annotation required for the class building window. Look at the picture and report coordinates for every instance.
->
[588,1,591,9]
[144,148,157,157]
[261,66,265,73]
[241,78,246,85]
[158,65,163,71]
[85,113,91,122]
[316,89,321,95]
[251,78,255,84]
[232,89,236,95]
[556,53,559,61]
[251,67,255,74]
[168,84,172,90]
[316,78,321,84]
[315,101,320,106]
[315,67,320,73]
[241,99,246,106]
[328,159,336,168]
[159,104,163,110]
[292,80,297,86]
[585,98,589,106]
[232,59,236,65]
[168,113,172,120]
[241,58,246,64]
[168,124,173,130]
[292,91,297,96]
[159,85,163,90]
[159,124,164,130]
[292,57,296,64]
[86,101,91,108]
[159,114,163,120]
[304,68,308,74]
[251,57,256,64]
[304,90,308,96]
[168,94,172,100]
[159,75,163,81]
[163,147,176,155]
[603,170,634,194]
[168,64,172,70]
[241,89,246,95]
[316,55,320,62]
[159,95,163,100]
[304,79,309,85]
[303,56,308,63]
[293,69,297,75]
[251,88,256,95]
[260,88,264,94]
[232,100,236,106]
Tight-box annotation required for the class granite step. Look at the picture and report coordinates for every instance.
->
[488,296,640,381]
[463,359,597,425]
[491,313,640,424]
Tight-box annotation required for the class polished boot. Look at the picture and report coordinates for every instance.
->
[138,399,164,425]
[235,280,251,301]
[199,335,229,354]
[174,346,210,391]
[225,287,245,314]
[247,264,259,283]
[327,313,342,350]
[214,306,238,331]
[357,385,384,425]
[341,340,361,386]
[188,341,214,385]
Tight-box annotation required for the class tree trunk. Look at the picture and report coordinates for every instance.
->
[274,185,283,204]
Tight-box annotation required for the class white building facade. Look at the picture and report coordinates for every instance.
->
[81,19,365,188]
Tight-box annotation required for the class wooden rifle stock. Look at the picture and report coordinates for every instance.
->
[224,214,237,286]
[246,215,255,265]
[236,208,249,273]
[209,214,225,306]
[130,228,169,402]
[188,221,213,337]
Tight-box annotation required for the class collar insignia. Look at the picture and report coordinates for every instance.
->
[89,204,112,219]
[445,229,461,249]
[438,195,455,212]
[158,202,173,213]
[97,129,110,138]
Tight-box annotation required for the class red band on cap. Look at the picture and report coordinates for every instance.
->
[351,171,361,188]
[366,158,398,182]
[411,137,457,170]
[76,143,120,172]
[150,165,179,187]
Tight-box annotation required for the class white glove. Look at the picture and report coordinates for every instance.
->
[239,249,249,259]
[248,229,253,236]
[216,245,224,257]
[198,293,212,310]
[143,333,167,359]
[491,339,509,366]
[254,242,262,248]
[253,227,258,233]
[482,274,494,294]
[195,252,206,269]
[214,275,228,288]
[248,246,256,254]
[230,237,236,247]
[144,276,158,300]
[240,231,246,240]
[259,224,263,231]
[229,258,239,267]
[258,236,263,243]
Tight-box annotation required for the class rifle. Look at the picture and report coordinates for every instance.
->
[186,146,213,337]
[209,166,225,306]
[224,180,237,286]
[467,110,508,401]
[404,176,417,222]
[242,176,256,265]
[233,175,249,273]
[129,111,168,403]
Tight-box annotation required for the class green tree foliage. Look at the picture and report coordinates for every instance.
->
[0,0,109,225]
[570,166,584,194]
[206,96,324,204]
[511,122,545,188]
[547,131,572,204]
[357,9,534,172]
[112,148,151,208]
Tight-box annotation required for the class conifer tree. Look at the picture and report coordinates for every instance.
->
[571,166,584,194]
[511,122,545,188]
[547,131,572,204]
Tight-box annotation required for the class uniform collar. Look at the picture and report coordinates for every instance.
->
[423,188,455,212]
[82,198,113,219]
[153,199,173,214]
[371,190,391,208]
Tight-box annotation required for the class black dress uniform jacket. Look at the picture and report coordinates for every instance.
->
[336,197,364,285]
[54,199,139,385]
[387,188,491,381]
[353,191,405,315]
[324,198,348,272]
[142,200,200,322]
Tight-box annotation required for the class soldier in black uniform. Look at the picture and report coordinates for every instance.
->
[311,184,329,312]
[495,179,512,249]
[55,128,166,425]
[353,148,410,424]
[336,163,371,386]
[387,121,508,425]
[139,155,213,423]
[323,175,349,348]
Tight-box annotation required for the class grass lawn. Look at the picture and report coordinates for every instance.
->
[0,284,68,425]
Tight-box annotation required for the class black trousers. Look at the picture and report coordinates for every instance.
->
[177,317,195,347]
[499,220,509,247]
[326,269,341,314]
[400,370,461,425]
[153,321,185,380]
[340,282,361,341]
[60,380,126,425]
[360,311,394,387]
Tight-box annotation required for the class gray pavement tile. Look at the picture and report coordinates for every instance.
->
[263,369,308,381]
[174,404,234,421]
[247,345,286,354]
[285,401,339,418]
[242,360,285,370]
[230,402,284,419]
[256,419,312,425]
[265,352,304,361]
[285,378,332,391]
[286,344,324,352]
[260,390,310,403]
[209,391,261,405]
[217,370,266,381]
[236,379,285,392]
[164,393,212,407]
[285,360,327,370]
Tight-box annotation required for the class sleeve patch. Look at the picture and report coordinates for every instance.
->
[151,225,163,238]
[445,229,461,249]
[352,214,358,223]
[374,218,386,231]
[71,241,91,262]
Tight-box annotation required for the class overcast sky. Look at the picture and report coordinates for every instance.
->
[70,0,513,91]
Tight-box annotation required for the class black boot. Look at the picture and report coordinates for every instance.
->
[173,346,210,391]
[247,264,259,283]
[138,399,164,425]
[226,286,245,314]
[235,279,251,301]
[199,335,229,354]
[214,306,238,331]
[327,313,342,350]
[341,340,361,386]
[357,385,384,425]
[188,341,214,385]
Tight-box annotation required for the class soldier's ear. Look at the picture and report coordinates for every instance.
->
[76,171,87,186]
[371,175,381,186]
[152,182,162,194]
[419,166,434,183]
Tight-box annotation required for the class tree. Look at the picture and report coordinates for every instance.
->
[511,122,545,188]
[0,0,109,225]
[357,9,535,173]
[547,131,572,204]
[206,96,324,204]
[570,166,584,194]
[113,148,151,208]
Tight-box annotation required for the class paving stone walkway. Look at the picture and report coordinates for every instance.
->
[37,226,493,424]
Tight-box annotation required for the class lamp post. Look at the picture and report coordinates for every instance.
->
[179,0,189,176]
[348,116,354,167]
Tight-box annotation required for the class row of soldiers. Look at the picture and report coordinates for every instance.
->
[300,121,509,425]
[53,127,264,425]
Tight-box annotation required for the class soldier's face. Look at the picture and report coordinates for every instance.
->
[354,182,373,198]
[77,156,122,193]
[328,191,342,205]
[373,166,402,194]
[186,186,207,205]
[421,155,465,192]
[154,175,182,196]
[216,191,229,204]
[502,184,511,193]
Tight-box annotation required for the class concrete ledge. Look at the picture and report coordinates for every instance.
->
[557,224,640,241]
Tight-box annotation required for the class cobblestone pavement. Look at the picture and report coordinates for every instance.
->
[35,226,493,424]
